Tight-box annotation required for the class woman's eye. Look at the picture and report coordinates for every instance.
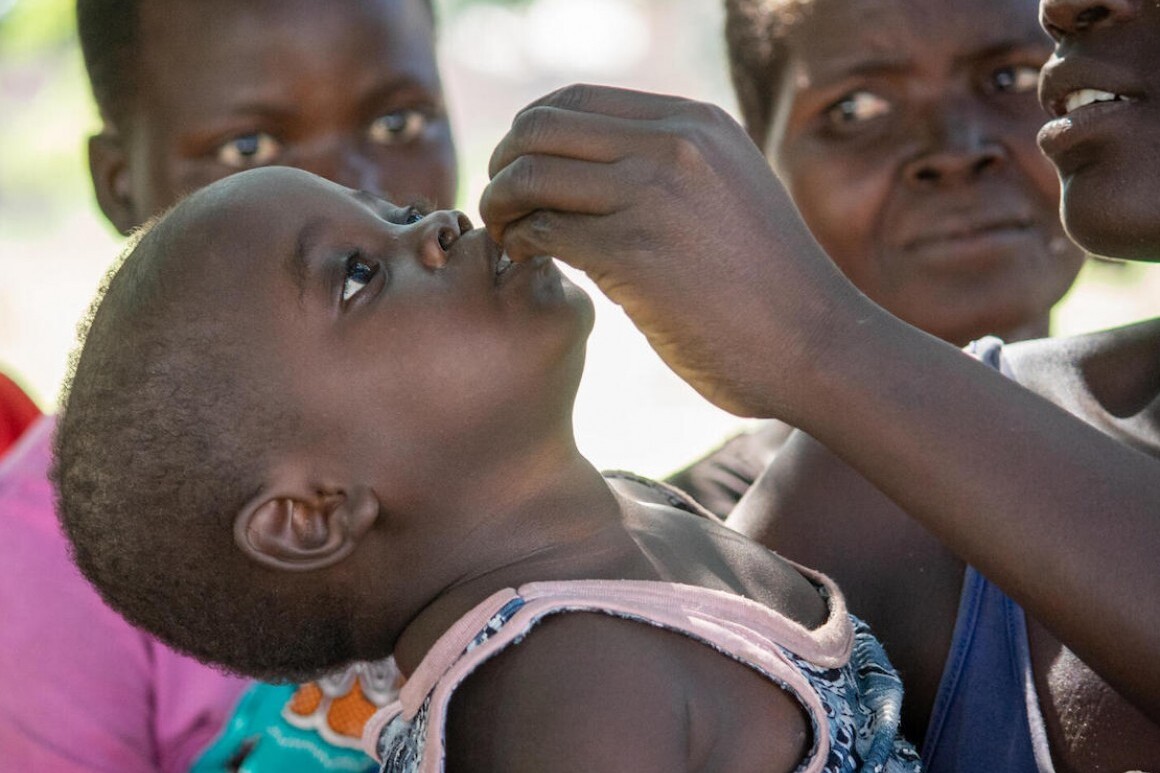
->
[368,110,430,145]
[826,91,892,127]
[215,133,281,168]
[991,64,1040,94]
[342,254,380,302]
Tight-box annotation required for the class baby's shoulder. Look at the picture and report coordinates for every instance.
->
[444,610,807,772]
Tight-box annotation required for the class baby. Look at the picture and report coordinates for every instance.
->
[54,167,920,772]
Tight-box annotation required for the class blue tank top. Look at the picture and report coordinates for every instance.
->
[920,565,1054,771]
[923,338,1055,771]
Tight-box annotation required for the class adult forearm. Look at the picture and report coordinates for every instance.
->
[791,310,1160,718]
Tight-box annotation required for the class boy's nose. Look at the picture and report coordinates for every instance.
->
[1040,0,1137,37]
[295,141,383,194]
[413,210,473,270]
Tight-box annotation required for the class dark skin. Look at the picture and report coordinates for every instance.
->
[88,0,456,234]
[479,72,1160,773]
[699,2,1087,733]
[58,0,455,766]
[729,0,1084,746]
[767,0,1082,347]
[164,167,834,771]
[671,0,1084,521]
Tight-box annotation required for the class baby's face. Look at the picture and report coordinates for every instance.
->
[1038,0,1160,262]
[174,168,593,506]
[767,0,1082,345]
[117,0,455,228]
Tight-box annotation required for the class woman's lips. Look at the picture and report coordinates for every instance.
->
[903,217,1033,250]
[1037,96,1136,162]
[1037,56,1145,165]
[898,217,1037,270]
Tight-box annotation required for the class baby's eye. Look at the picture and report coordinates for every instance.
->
[215,132,281,168]
[826,91,892,127]
[368,110,430,145]
[403,207,424,225]
[990,64,1040,94]
[342,253,380,302]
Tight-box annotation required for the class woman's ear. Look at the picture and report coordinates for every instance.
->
[88,130,139,235]
[233,473,381,572]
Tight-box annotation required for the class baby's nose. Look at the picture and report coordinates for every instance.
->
[415,210,473,270]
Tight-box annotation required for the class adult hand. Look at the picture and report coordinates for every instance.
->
[480,85,873,420]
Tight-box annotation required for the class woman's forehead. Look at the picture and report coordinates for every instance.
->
[788,0,1045,66]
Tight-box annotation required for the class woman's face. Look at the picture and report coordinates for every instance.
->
[1038,0,1160,262]
[769,0,1083,345]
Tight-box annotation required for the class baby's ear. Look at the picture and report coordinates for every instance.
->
[88,130,138,235]
[233,470,380,572]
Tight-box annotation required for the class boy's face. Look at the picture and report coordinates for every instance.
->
[103,0,455,231]
[767,0,1082,345]
[1038,0,1160,262]
[176,167,592,507]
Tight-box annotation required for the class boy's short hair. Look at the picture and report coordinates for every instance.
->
[76,0,439,129]
[76,0,141,126]
[723,0,813,148]
[53,209,355,681]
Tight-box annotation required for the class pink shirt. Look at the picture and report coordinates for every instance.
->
[0,416,247,772]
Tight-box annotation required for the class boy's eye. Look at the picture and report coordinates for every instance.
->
[368,110,430,145]
[826,91,892,127]
[990,64,1040,94]
[342,253,381,302]
[215,133,281,168]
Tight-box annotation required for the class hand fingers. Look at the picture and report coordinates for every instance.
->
[479,154,630,247]
[520,83,689,122]
[487,104,655,179]
[498,209,622,277]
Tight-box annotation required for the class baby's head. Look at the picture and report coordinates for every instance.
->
[724,0,1084,345]
[77,0,455,234]
[54,167,593,680]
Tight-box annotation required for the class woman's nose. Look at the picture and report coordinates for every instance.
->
[902,99,1007,189]
[1040,0,1137,38]
[413,210,473,270]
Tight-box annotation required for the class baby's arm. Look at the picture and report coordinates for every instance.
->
[480,84,1160,721]
[443,612,806,772]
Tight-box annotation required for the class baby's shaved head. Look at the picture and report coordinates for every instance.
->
[53,190,355,680]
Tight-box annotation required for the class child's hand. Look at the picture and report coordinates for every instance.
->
[480,85,873,419]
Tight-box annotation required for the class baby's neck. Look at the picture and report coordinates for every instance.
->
[392,454,637,675]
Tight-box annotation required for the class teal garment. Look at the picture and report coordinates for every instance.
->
[191,683,379,773]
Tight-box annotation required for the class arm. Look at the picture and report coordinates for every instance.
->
[479,84,1160,720]
[444,613,806,772]
[665,421,792,518]
[444,614,692,773]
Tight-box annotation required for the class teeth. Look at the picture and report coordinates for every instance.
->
[1064,88,1123,114]
[495,252,513,277]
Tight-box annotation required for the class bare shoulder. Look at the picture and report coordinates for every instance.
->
[1003,317,1160,453]
[445,611,809,773]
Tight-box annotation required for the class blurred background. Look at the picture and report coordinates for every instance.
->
[1,0,1157,477]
